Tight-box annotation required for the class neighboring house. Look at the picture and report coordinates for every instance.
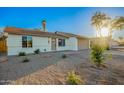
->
[111,40,124,49]
[111,40,119,47]
[0,26,89,56]
[89,37,122,49]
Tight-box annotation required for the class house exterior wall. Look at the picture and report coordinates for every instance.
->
[7,34,51,55]
[56,37,78,51]
[6,34,86,56]
[68,37,78,50]
[56,38,69,51]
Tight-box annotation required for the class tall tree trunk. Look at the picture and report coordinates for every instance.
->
[108,30,112,49]
[98,28,102,37]
[100,30,102,37]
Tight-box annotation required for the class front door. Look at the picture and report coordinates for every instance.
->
[51,38,56,51]
[0,39,7,56]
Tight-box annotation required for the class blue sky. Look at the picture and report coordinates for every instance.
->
[0,7,124,38]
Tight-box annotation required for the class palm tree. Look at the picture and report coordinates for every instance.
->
[91,12,110,37]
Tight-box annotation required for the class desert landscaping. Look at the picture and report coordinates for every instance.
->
[0,49,124,85]
[0,8,124,85]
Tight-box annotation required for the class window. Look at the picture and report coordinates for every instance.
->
[58,39,65,47]
[22,36,32,48]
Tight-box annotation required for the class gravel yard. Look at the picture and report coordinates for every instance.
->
[0,50,124,85]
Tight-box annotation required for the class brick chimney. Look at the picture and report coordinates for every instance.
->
[42,20,46,32]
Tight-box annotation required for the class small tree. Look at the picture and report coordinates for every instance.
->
[91,42,105,67]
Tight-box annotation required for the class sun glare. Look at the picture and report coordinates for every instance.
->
[101,28,109,37]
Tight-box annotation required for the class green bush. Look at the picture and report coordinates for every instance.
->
[34,49,40,54]
[44,49,46,52]
[67,71,82,85]
[62,54,67,59]
[22,57,30,63]
[18,52,26,56]
[106,45,110,50]
[91,44,105,67]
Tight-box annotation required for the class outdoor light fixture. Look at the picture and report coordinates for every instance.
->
[4,32,8,37]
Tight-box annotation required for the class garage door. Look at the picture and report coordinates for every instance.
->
[78,39,89,50]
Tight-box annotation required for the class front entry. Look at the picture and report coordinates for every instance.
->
[0,39,7,56]
[51,38,56,51]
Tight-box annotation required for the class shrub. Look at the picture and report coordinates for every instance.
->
[18,52,26,56]
[44,49,46,52]
[34,49,40,54]
[66,71,82,85]
[106,45,110,50]
[90,44,105,67]
[22,57,30,63]
[62,54,67,59]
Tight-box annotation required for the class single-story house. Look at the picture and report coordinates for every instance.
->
[0,25,89,56]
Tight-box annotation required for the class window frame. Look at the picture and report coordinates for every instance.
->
[22,35,33,48]
[58,38,66,47]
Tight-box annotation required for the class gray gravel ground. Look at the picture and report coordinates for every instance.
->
[0,50,124,85]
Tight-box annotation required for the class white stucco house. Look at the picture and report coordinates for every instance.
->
[0,26,89,56]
